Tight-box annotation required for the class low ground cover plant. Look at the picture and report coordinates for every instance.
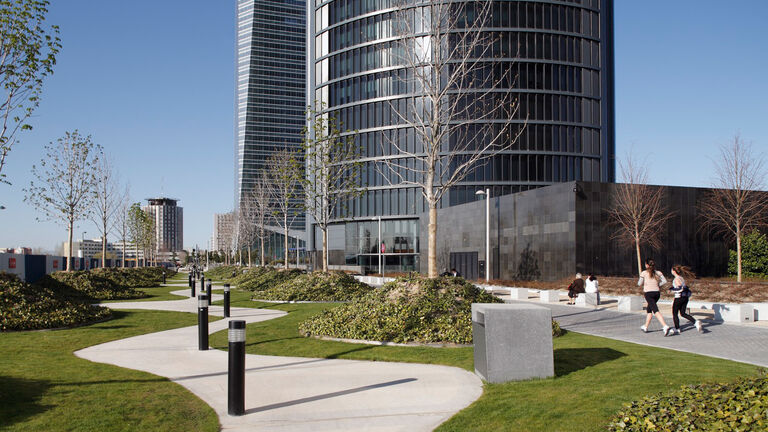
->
[255,271,373,302]
[204,265,240,280]
[38,269,152,301]
[299,274,504,344]
[608,373,768,431]
[0,274,111,331]
[234,267,303,292]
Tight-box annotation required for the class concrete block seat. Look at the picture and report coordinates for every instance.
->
[539,290,561,303]
[575,292,598,307]
[509,287,530,300]
[618,295,644,312]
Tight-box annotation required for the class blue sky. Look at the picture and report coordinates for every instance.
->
[0,0,766,252]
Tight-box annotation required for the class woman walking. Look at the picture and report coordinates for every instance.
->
[638,259,671,336]
[669,265,703,334]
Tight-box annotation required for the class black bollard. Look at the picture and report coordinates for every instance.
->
[228,320,246,416]
[191,279,196,297]
[223,284,231,318]
[188,273,192,288]
[162,270,166,284]
[198,294,209,350]
[201,275,205,290]
[206,280,212,302]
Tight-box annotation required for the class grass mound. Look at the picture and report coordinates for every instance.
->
[234,267,303,292]
[38,270,146,301]
[205,265,240,280]
[0,273,111,331]
[256,271,374,302]
[608,374,768,431]
[299,275,503,344]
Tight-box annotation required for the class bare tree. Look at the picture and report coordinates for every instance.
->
[25,130,99,271]
[251,171,273,267]
[608,153,673,274]
[0,0,61,184]
[238,195,256,267]
[376,0,522,277]
[90,152,118,268]
[267,147,302,268]
[303,104,364,272]
[113,186,131,267]
[700,135,768,282]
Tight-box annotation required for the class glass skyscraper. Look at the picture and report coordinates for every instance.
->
[308,0,614,273]
[236,0,306,230]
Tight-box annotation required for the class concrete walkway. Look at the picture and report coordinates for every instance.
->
[75,288,482,432]
[498,294,768,368]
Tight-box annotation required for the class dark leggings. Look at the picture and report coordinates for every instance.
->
[644,291,660,314]
[672,297,696,329]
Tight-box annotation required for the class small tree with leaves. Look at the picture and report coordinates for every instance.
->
[128,202,153,267]
[113,186,131,267]
[0,0,61,184]
[25,130,99,271]
[700,135,768,282]
[303,104,364,272]
[608,153,673,274]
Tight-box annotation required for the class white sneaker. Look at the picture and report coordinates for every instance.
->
[674,328,680,335]
[663,326,670,336]
[640,325,648,333]
[695,320,703,332]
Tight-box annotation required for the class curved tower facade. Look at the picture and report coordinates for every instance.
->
[308,0,614,272]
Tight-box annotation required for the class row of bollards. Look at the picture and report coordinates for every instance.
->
[194,274,243,416]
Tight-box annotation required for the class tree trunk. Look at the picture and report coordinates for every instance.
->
[260,235,265,267]
[121,240,125,268]
[322,228,328,272]
[67,222,73,272]
[284,214,289,268]
[101,235,106,268]
[248,248,252,268]
[634,222,642,275]
[428,205,437,278]
[736,224,742,283]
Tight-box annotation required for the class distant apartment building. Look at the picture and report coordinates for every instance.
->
[63,239,144,261]
[143,198,184,253]
[213,212,235,251]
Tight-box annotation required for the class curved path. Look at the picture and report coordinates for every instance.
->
[75,287,482,432]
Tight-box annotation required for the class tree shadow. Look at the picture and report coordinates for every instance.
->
[325,344,376,359]
[554,347,627,377]
[0,376,52,428]
[516,244,541,280]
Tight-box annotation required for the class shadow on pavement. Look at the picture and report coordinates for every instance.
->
[554,347,626,377]
[245,378,418,414]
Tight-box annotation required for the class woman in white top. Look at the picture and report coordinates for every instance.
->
[637,258,671,336]
[584,273,600,305]
[669,265,703,334]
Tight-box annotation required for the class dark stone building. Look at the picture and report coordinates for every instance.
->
[420,181,754,281]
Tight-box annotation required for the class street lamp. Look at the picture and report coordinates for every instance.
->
[475,189,490,282]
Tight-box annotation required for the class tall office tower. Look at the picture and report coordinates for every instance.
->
[143,198,184,253]
[308,0,615,272]
[235,0,307,231]
[212,212,235,251]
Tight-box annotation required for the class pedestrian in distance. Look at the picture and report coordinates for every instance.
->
[567,273,585,305]
[669,265,703,334]
[638,258,671,336]
[584,273,600,305]
[450,268,461,277]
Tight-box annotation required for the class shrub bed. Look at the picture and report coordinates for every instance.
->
[299,275,503,344]
[91,267,167,289]
[235,267,303,292]
[255,271,374,302]
[608,374,768,431]
[205,265,241,280]
[0,274,111,331]
[37,269,154,301]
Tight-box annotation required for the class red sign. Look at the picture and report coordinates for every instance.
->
[8,258,16,269]
[381,243,386,253]
[53,260,58,269]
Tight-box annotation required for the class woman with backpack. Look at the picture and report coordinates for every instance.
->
[669,265,703,334]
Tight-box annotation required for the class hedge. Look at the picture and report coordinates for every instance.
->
[608,374,768,431]
[37,271,145,302]
[0,273,111,331]
[255,271,374,302]
[233,267,304,292]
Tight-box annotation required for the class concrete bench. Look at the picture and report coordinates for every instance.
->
[713,303,754,323]
[539,290,560,303]
[509,287,529,300]
[472,303,554,383]
[618,295,644,312]
[575,292,598,307]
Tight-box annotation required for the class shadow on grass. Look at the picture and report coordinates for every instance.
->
[326,344,375,359]
[554,347,626,377]
[53,377,167,387]
[0,376,52,428]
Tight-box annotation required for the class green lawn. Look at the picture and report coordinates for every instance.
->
[0,310,220,432]
[211,288,762,431]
